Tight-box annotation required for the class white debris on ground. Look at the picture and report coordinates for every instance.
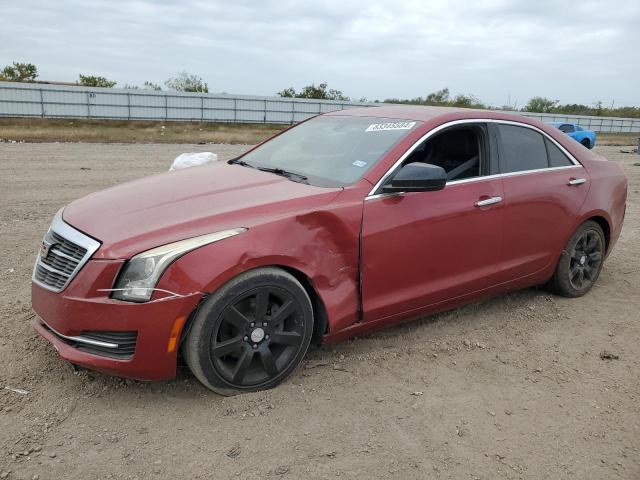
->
[169,152,218,171]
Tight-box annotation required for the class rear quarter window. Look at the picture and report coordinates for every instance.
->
[545,138,574,167]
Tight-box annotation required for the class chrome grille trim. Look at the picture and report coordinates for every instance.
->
[32,209,101,292]
[40,318,119,348]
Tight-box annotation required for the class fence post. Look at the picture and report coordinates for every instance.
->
[233,98,237,122]
[264,99,267,123]
[86,91,91,118]
[164,94,168,121]
[39,87,45,118]
[291,100,295,125]
[127,93,131,121]
[201,96,204,122]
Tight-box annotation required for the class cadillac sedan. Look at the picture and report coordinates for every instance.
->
[32,106,627,395]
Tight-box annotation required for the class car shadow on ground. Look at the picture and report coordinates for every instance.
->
[53,286,548,400]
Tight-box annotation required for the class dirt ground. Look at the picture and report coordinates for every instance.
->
[0,143,638,480]
[0,119,286,145]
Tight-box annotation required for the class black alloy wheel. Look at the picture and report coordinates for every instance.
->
[185,268,313,395]
[212,287,305,386]
[567,229,603,291]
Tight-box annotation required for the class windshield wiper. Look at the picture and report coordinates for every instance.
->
[229,159,309,184]
[257,167,309,184]
[228,158,255,168]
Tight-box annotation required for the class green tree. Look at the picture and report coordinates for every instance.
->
[523,96,558,113]
[143,81,162,91]
[425,88,450,104]
[78,74,117,88]
[0,62,38,82]
[451,94,484,108]
[165,71,208,93]
[277,82,349,101]
[384,87,486,109]
[277,87,297,98]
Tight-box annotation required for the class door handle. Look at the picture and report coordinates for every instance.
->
[474,196,502,207]
[567,178,586,186]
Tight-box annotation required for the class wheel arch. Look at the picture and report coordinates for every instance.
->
[571,211,611,252]
[587,215,611,251]
[278,265,330,344]
[179,264,330,349]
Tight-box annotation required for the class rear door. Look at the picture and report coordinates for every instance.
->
[494,123,590,280]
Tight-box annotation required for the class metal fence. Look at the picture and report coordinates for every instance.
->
[1,81,639,133]
[508,111,640,134]
[0,81,373,124]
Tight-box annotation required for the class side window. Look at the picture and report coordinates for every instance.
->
[497,124,548,173]
[545,138,574,167]
[559,124,575,133]
[403,125,488,181]
[576,126,584,131]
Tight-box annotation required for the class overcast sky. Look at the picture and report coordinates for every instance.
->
[2,0,639,107]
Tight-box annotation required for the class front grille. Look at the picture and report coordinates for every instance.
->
[32,210,101,292]
[77,331,138,359]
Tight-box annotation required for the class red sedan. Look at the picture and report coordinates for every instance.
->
[31,106,627,395]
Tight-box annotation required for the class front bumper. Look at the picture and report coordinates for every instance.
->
[31,259,202,381]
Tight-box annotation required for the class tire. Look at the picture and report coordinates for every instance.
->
[548,220,605,298]
[581,138,591,149]
[184,267,314,395]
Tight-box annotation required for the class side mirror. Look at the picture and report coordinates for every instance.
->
[381,162,447,193]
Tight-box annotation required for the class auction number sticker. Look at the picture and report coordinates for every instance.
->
[365,121,416,132]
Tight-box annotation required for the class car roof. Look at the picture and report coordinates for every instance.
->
[325,104,531,123]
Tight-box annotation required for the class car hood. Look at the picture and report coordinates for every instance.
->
[63,162,342,259]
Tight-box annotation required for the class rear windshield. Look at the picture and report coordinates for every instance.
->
[238,115,420,186]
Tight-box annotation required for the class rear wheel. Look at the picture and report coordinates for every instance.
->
[184,267,313,395]
[581,138,591,149]
[549,221,605,297]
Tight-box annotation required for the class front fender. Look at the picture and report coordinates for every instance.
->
[154,198,364,334]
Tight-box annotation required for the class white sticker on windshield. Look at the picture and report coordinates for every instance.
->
[365,121,416,132]
[352,160,367,167]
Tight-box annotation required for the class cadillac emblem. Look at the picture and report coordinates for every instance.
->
[40,240,52,258]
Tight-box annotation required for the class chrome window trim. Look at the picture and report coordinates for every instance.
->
[365,118,582,200]
[32,209,101,293]
[40,318,119,349]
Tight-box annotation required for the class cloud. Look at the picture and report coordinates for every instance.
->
[1,0,638,106]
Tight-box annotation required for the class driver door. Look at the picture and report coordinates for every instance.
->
[361,123,505,322]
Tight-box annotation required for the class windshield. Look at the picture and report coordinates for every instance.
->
[236,115,420,186]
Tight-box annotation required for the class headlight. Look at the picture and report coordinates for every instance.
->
[112,228,247,302]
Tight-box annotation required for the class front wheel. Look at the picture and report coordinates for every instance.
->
[184,267,314,395]
[581,138,591,149]
[548,220,605,297]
